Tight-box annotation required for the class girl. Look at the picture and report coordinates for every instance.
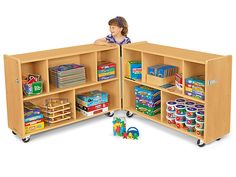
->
[94,16,131,46]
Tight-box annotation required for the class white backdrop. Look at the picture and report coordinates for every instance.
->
[0,0,235,176]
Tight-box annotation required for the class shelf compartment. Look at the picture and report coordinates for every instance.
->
[123,79,161,120]
[48,52,97,92]
[97,49,120,80]
[184,61,205,101]
[21,60,49,98]
[75,79,120,120]
[142,53,183,85]
[122,49,142,80]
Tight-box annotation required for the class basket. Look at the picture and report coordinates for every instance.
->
[23,81,43,96]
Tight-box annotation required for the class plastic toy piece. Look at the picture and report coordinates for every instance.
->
[123,132,127,139]
[113,117,126,137]
[127,127,139,140]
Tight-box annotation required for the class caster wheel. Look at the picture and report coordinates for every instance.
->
[12,131,17,135]
[216,138,221,141]
[105,111,114,117]
[126,111,134,118]
[197,139,205,147]
[22,136,31,143]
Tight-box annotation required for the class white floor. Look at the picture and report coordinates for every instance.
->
[0,110,235,177]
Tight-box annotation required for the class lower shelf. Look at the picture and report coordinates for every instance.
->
[125,107,203,140]
[25,107,120,136]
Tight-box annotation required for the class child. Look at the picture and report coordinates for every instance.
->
[94,16,131,46]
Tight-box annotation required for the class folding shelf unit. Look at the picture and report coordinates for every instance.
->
[4,42,232,146]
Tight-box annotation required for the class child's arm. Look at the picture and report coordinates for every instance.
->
[94,38,115,46]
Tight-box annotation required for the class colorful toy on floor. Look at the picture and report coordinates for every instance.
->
[113,117,126,137]
[22,73,43,96]
[127,61,142,80]
[135,85,161,116]
[127,127,139,140]
[97,61,116,81]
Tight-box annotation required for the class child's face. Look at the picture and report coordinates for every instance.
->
[109,25,123,36]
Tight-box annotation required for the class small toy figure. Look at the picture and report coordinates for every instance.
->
[123,132,127,139]
[128,132,133,139]
[127,127,139,140]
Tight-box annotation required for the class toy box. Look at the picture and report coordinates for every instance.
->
[148,64,178,78]
[76,102,109,112]
[77,107,108,116]
[185,75,205,100]
[25,122,44,134]
[76,90,108,107]
[97,61,116,81]
[127,61,142,80]
[135,95,161,108]
[134,85,160,100]
[22,74,43,96]
[136,103,161,116]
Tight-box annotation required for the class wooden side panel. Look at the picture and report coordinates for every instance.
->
[204,56,232,144]
[4,56,25,137]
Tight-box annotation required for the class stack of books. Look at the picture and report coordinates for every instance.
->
[97,61,116,81]
[49,64,86,88]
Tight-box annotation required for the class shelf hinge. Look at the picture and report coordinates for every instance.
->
[208,80,217,85]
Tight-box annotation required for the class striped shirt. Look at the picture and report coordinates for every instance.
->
[105,34,131,45]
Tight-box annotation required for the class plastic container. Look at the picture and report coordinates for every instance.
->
[185,101,195,107]
[166,116,176,124]
[166,109,176,118]
[185,123,195,132]
[196,127,204,136]
[194,104,204,111]
[23,81,43,96]
[175,104,186,115]
[196,111,204,122]
[166,101,177,112]
[175,114,186,122]
[196,120,204,129]
[175,98,186,105]
[186,116,196,125]
[175,120,185,128]
[186,107,197,118]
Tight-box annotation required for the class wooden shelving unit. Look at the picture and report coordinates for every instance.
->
[122,42,232,145]
[4,44,121,140]
[4,42,232,146]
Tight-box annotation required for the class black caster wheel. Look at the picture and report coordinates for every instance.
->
[126,111,134,118]
[216,138,221,141]
[12,131,17,135]
[105,111,114,117]
[197,139,205,147]
[22,136,31,143]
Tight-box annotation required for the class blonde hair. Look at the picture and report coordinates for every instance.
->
[108,16,128,36]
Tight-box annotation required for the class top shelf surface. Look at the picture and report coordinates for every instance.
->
[9,44,119,63]
[123,42,224,64]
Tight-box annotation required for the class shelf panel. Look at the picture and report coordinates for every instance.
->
[123,78,205,104]
[23,78,119,101]
[124,107,203,140]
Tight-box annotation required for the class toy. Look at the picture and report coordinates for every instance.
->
[185,101,195,107]
[175,98,186,105]
[185,75,205,100]
[97,61,116,81]
[167,116,176,124]
[39,98,72,124]
[194,104,204,111]
[175,114,186,122]
[175,104,186,115]
[148,64,178,78]
[23,73,43,96]
[166,101,177,111]
[186,116,196,125]
[196,111,204,122]
[175,73,183,90]
[49,64,86,88]
[127,127,139,140]
[127,61,142,80]
[113,117,126,137]
[186,107,197,118]
[76,90,108,107]
[24,102,44,133]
